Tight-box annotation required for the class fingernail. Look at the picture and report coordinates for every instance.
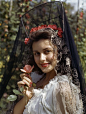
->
[29,84,32,87]
[30,82,32,84]
[23,82,26,84]
[29,85,31,87]
[26,74,29,76]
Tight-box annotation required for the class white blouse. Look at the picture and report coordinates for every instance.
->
[23,74,83,114]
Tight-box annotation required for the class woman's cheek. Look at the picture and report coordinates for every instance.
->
[47,54,54,61]
[48,53,57,62]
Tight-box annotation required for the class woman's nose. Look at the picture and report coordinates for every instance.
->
[40,53,46,61]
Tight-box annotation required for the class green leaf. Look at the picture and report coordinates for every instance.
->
[7,95,17,101]
[10,35,16,40]
[11,28,18,32]
[80,33,84,37]
[20,86,24,92]
[6,85,11,90]
[13,89,21,95]
[32,1,38,4]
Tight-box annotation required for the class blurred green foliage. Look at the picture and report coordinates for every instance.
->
[0,0,86,113]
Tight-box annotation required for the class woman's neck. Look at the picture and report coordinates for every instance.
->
[45,69,56,82]
[36,69,56,89]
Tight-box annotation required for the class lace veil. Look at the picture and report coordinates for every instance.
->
[0,1,86,112]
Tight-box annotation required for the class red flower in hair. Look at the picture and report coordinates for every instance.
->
[57,27,63,38]
[57,31,63,38]
[24,38,29,44]
[30,27,38,33]
[57,27,63,31]
[29,25,63,38]
[47,25,58,30]
[38,25,47,30]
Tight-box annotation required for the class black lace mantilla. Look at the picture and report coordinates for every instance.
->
[0,1,86,113]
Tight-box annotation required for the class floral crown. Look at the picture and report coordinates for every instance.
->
[24,24,63,44]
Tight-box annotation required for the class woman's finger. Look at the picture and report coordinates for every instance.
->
[17,81,25,88]
[20,73,26,79]
[22,79,32,87]
[26,74,32,80]
[23,76,32,83]
[20,73,32,81]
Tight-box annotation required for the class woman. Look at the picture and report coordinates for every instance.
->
[13,27,83,114]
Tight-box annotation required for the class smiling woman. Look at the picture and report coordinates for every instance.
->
[32,39,57,74]
[5,1,86,114]
[13,26,83,114]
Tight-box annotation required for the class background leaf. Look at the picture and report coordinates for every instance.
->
[13,89,21,95]
[7,95,17,101]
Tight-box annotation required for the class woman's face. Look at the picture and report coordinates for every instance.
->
[32,39,57,73]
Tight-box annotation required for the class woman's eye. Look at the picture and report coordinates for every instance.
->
[33,52,40,56]
[45,50,51,54]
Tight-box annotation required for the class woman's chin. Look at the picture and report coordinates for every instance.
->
[40,67,54,74]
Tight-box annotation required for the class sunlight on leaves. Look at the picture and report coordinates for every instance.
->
[13,89,21,95]
[7,95,17,101]
[20,86,24,92]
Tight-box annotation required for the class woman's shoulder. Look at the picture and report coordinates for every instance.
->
[52,74,81,102]
[54,75,83,113]
[56,75,80,92]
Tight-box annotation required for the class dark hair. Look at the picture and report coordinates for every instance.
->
[23,28,56,74]
[23,28,72,77]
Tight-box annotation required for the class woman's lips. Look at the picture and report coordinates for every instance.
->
[41,63,49,67]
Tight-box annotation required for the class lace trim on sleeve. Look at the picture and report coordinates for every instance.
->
[54,75,83,114]
[58,76,83,114]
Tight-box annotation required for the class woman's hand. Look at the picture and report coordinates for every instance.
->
[13,73,34,114]
[17,73,34,100]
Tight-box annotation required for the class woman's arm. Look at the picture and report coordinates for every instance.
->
[55,76,83,114]
[13,73,34,114]
[58,81,76,113]
[59,81,83,114]
[13,96,27,114]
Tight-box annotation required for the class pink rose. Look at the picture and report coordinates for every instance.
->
[20,65,34,74]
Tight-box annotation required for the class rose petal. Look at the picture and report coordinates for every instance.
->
[23,65,34,73]
[20,69,26,72]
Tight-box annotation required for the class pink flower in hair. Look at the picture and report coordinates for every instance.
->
[24,38,29,44]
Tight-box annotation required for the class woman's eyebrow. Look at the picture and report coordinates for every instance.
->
[43,48,53,50]
[33,47,53,52]
[33,50,38,52]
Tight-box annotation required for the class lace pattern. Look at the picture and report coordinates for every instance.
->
[0,1,85,114]
[23,75,83,114]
